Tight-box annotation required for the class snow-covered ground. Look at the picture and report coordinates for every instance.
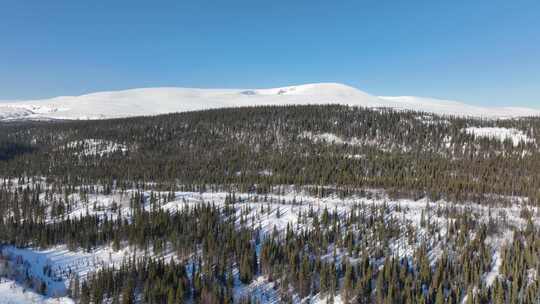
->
[298,131,415,152]
[64,139,128,156]
[299,131,361,146]
[379,95,540,119]
[463,127,534,146]
[1,83,539,121]
[0,278,73,304]
[0,245,135,298]
[0,184,537,303]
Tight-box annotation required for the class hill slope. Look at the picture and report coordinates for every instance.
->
[0,83,538,120]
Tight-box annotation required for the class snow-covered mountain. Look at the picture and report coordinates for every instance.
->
[0,83,538,121]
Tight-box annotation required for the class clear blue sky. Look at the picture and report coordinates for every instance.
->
[1,1,539,107]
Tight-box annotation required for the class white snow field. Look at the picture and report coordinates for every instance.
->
[463,127,534,146]
[0,83,538,121]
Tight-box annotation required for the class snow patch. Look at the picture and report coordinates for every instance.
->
[300,132,361,146]
[0,278,73,304]
[464,127,534,146]
[65,139,128,156]
[1,245,134,298]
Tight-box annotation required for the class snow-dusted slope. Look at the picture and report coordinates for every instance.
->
[378,95,540,119]
[0,83,538,120]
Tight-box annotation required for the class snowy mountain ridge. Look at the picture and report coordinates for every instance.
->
[0,83,538,121]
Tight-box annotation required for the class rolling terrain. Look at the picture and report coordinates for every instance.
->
[0,104,540,303]
[1,83,539,121]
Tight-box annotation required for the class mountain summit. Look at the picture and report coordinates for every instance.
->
[0,83,538,120]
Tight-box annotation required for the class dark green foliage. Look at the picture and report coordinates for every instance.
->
[1,105,540,204]
[1,105,540,302]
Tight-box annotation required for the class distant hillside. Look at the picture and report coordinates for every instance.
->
[1,83,539,120]
[2,104,540,203]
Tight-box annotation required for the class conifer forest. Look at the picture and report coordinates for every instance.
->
[1,105,540,303]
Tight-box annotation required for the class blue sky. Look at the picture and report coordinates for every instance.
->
[1,1,539,107]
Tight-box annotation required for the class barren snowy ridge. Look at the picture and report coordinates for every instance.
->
[1,83,538,120]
